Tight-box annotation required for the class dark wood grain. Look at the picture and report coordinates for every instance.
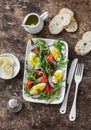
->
[0,0,91,130]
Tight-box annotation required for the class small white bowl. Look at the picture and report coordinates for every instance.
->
[0,53,20,79]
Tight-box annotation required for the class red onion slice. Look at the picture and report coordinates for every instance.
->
[50,61,56,65]
[46,99,51,105]
[48,77,55,88]
[37,77,41,82]
[32,94,41,99]
[39,67,44,71]
[30,44,38,50]
[26,64,32,72]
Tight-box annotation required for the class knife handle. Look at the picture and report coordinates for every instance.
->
[69,83,79,121]
[60,84,70,114]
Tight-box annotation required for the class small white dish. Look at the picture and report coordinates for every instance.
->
[0,53,20,79]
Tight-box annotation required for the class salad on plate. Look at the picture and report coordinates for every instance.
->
[23,38,68,104]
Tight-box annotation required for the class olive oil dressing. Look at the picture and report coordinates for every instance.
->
[25,15,39,26]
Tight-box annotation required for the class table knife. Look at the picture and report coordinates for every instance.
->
[60,58,78,114]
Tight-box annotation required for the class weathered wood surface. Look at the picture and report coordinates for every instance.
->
[0,0,91,130]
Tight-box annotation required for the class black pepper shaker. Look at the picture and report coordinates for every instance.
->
[7,98,22,113]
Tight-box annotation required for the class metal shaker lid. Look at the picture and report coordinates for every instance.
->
[7,98,22,113]
[8,99,19,109]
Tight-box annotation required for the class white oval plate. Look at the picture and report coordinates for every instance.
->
[0,53,20,79]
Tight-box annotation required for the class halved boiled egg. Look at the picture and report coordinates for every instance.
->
[29,52,40,68]
[30,83,46,95]
[52,70,63,83]
[49,46,61,61]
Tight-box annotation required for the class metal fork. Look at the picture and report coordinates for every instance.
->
[69,63,84,121]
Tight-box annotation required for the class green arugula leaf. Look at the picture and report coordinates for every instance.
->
[30,39,35,45]
[37,39,48,51]
[55,59,69,70]
[26,68,37,84]
[55,40,66,51]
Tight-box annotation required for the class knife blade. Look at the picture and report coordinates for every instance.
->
[60,58,78,114]
[67,58,78,85]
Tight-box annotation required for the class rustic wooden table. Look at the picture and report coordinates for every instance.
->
[0,0,91,130]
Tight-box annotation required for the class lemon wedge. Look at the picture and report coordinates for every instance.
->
[2,62,14,77]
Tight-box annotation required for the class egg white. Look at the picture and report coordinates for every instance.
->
[49,46,61,61]
[52,70,63,83]
[30,83,46,95]
[28,52,40,68]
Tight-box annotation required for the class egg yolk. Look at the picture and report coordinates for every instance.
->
[54,72,63,83]
[51,49,59,59]
[30,55,39,67]
[33,85,45,94]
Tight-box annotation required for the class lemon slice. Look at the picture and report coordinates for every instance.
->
[0,58,4,66]
[2,62,14,77]
[0,56,14,65]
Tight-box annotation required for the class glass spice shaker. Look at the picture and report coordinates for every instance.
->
[7,98,22,113]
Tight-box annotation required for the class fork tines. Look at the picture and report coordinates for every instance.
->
[74,63,84,81]
[76,63,84,75]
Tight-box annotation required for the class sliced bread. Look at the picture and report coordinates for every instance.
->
[49,14,72,34]
[82,31,91,42]
[59,8,74,17]
[75,40,91,55]
[65,17,78,32]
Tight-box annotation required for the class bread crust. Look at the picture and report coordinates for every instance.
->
[59,8,74,17]
[65,17,78,32]
[75,40,91,55]
[49,14,72,34]
[82,31,91,42]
